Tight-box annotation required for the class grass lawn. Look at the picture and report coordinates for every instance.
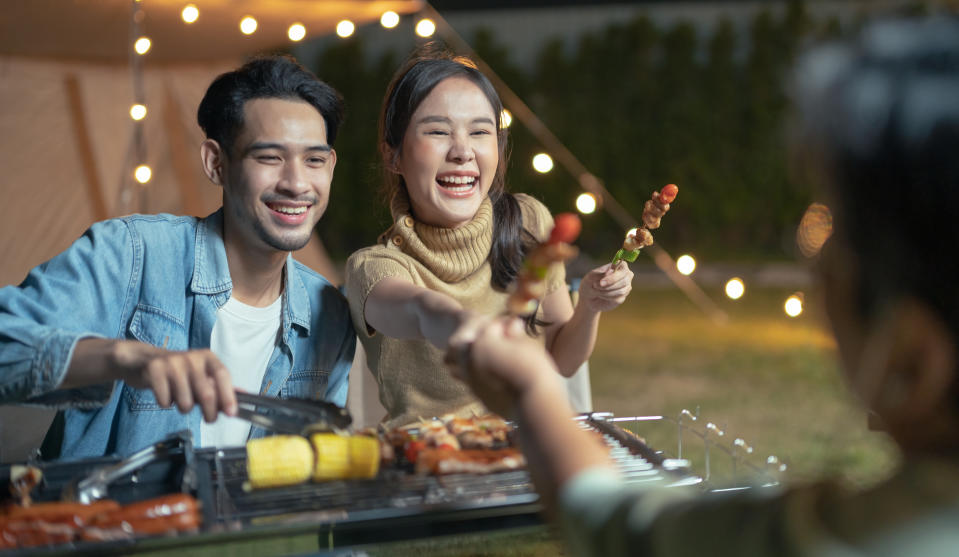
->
[591,285,898,488]
[355,284,899,556]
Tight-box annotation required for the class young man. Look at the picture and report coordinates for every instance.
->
[448,17,959,556]
[0,56,355,459]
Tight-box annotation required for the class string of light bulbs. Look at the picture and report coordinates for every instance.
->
[120,2,811,320]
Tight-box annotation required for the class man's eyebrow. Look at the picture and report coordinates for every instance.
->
[245,142,331,154]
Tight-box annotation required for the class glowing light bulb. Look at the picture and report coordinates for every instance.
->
[129,104,147,121]
[575,193,597,214]
[381,11,400,28]
[181,4,199,24]
[288,23,306,41]
[532,153,553,173]
[134,37,151,55]
[415,18,436,37]
[784,294,803,317]
[676,255,696,276]
[134,165,152,184]
[239,16,258,35]
[725,278,745,300]
[336,20,355,38]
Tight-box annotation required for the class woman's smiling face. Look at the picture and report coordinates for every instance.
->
[395,77,499,229]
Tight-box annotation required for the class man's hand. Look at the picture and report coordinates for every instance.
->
[65,338,237,423]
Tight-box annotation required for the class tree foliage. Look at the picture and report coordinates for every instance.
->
[309,1,858,262]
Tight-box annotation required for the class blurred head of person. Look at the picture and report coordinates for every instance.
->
[794,17,959,454]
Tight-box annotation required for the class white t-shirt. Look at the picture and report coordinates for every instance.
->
[199,295,282,447]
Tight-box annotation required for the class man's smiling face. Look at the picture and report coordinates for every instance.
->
[221,97,336,254]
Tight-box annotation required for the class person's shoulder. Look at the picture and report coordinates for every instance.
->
[119,212,198,228]
[346,243,411,271]
[77,214,194,251]
[103,213,198,240]
[514,193,554,240]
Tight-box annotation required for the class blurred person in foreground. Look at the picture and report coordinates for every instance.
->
[448,17,959,556]
[0,56,355,458]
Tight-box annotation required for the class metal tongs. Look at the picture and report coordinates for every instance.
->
[234,391,352,436]
[62,430,196,504]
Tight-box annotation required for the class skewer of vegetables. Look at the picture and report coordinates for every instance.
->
[506,213,582,315]
[611,184,679,265]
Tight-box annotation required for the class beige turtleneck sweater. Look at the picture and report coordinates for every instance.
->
[345,192,566,429]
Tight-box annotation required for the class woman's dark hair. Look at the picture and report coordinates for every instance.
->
[795,17,959,344]
[379,45,534,294]
[197,55,345,154]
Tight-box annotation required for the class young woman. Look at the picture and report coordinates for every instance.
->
[345,49,633,428]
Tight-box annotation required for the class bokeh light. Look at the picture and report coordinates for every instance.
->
[532,153,553,173]
[129,104,147,121]
[500,109,512,129]
[336,20,355,38]
[797,202,833,258]
[134,37,151,55]
[380,11,400,28]
[415,18,436,37]
[288,23,306,41]
[676,255,696,276]
[784,293,803,317]
[134,165,152,184]
[181,4,199,24]
[725,278,745,300]
[239,16,257,35]
[575,193,597,214]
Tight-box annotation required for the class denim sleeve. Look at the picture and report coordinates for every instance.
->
[0,219,137,406]
[324,308,357,408]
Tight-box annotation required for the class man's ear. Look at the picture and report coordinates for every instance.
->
[860,298,957,432]
[200,139,225,186]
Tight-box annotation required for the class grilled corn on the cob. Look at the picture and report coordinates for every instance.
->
[246,435,314,489]
[347,435,380,479]
[246,434,381,488]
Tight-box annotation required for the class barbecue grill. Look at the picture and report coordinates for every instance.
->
[2,411,772,555]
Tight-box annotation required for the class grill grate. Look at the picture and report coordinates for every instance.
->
[201,417,701,525]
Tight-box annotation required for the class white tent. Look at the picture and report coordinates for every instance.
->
[0,0,424,462]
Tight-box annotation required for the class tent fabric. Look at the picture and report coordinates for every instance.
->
[1,57,230,287]
[0,0,425,462]
[0,0,426,63]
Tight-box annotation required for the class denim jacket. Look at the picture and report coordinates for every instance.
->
[0,209,355,459]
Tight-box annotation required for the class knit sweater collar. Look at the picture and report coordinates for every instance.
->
[387,188,494,282]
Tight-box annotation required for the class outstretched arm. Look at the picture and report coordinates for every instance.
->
[363,277,475,350]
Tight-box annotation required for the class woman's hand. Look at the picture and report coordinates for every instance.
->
[577,261,634,313]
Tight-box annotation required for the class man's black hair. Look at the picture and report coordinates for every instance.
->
[197,55,344,154]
